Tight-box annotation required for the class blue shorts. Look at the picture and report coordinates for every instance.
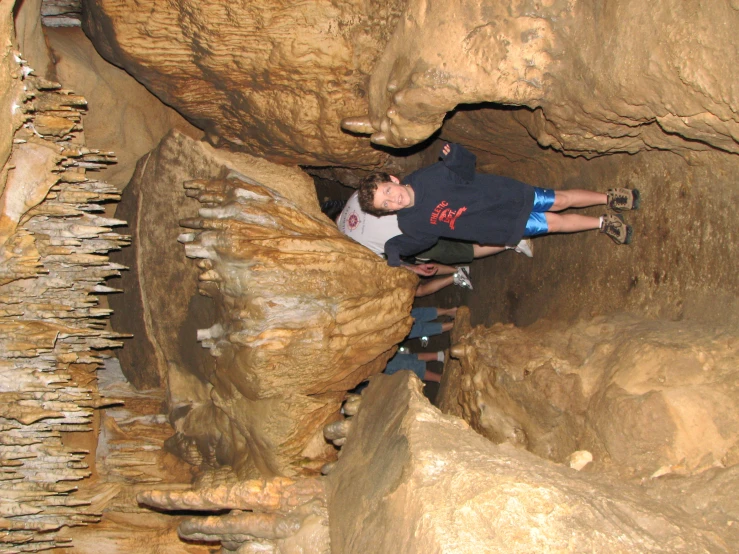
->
[408,307,441,339]
[524,187,555,237]
[384,353,425,380]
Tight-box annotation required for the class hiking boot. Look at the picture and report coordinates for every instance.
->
[453,266,473,290]
[514,238,534,258]
[606,188,640,212]
[600,213,633,245]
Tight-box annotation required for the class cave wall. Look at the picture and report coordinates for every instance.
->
[78,0,739,165]
[2,0,739,552]
[79,0,403,166]
[327,372,734,552]
[439,312,739,479]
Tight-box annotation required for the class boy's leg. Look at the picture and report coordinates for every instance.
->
[422,370,442,383]
[417,352,441,362]
[527,212,632,244]
[436,307,458,319]
[408,319,442,339]
[415,276,454,297]
[544,212,601,233]
[384,353,426,380]
[410,307,438,322]
[472,245,507,257]
[473,243,533,258]
[550,189,607,211]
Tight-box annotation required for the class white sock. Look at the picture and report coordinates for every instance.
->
[436,351,445,362]
[599,216,604,229]
[505,246,514,250]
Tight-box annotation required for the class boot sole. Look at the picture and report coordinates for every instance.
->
[623,224,633,245]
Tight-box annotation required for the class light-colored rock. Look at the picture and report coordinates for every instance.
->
[569,450,594,472]
[343,0,739,157]
[46,26,201,189]
[0,46,131,551]
[138,477,329,553]
[328,371,729,552]
[110,130,417,477]
[441,314,739,477]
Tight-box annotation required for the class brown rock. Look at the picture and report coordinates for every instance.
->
[343,0,739,157]
[111,130,417,477]
[328,371,729,552]
[441,314,739,477]
[46,26,201,189]
[80,0,402,166]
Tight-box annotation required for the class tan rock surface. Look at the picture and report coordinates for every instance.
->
[0,1,24,194]
[328,372,728,552]
[439,314,739,478]
[79,0,402,166]
[110,130,417,477]
[0,46,138,551]
[46,26,202,189]
[138,476,329,553]
[343,0,739,157]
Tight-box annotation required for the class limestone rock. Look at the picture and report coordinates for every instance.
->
[138,476,329,553]
[0,44,130,551]
[441,314,739,478]
[80,0,403,166]
[111,130,417,477]
[45,26,202,189]
[328,372,729,552]
[343,0,739,157]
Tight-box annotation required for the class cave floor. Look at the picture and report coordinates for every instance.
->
[415,148,739,333]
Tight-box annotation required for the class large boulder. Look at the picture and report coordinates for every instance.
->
[342,0,739,157]
[110,130,418,477]
[327,372,730,552]
[439,313,739,478]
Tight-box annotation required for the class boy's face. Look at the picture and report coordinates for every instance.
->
[373,176,413,211]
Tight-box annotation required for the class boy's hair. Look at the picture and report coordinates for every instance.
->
[358,172,393,216]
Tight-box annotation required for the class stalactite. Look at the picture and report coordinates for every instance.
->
[138,477,329,553]
[0,55,125,552]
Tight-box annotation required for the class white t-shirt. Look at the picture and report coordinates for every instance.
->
[336,192,401,257]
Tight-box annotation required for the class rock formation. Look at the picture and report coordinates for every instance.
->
[79,0,402,166]
[342,0,739,157]
[3,0,739,552]
[109,130,418,478]
[327,372,732,552]
[439,311,739,479]
[0,48,127,551]
[139,476,329,553]
[78,0,738,164]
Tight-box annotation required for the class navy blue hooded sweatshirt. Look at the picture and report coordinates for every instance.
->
[384,143,535,267]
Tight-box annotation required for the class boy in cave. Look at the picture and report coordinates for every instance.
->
[357,142,639,268]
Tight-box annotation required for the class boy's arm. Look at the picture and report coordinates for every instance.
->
[439,142,476,181]
[384,233,438,267]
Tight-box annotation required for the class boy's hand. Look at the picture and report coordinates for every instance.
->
[403,263,438,277]
[441,143,451,157]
